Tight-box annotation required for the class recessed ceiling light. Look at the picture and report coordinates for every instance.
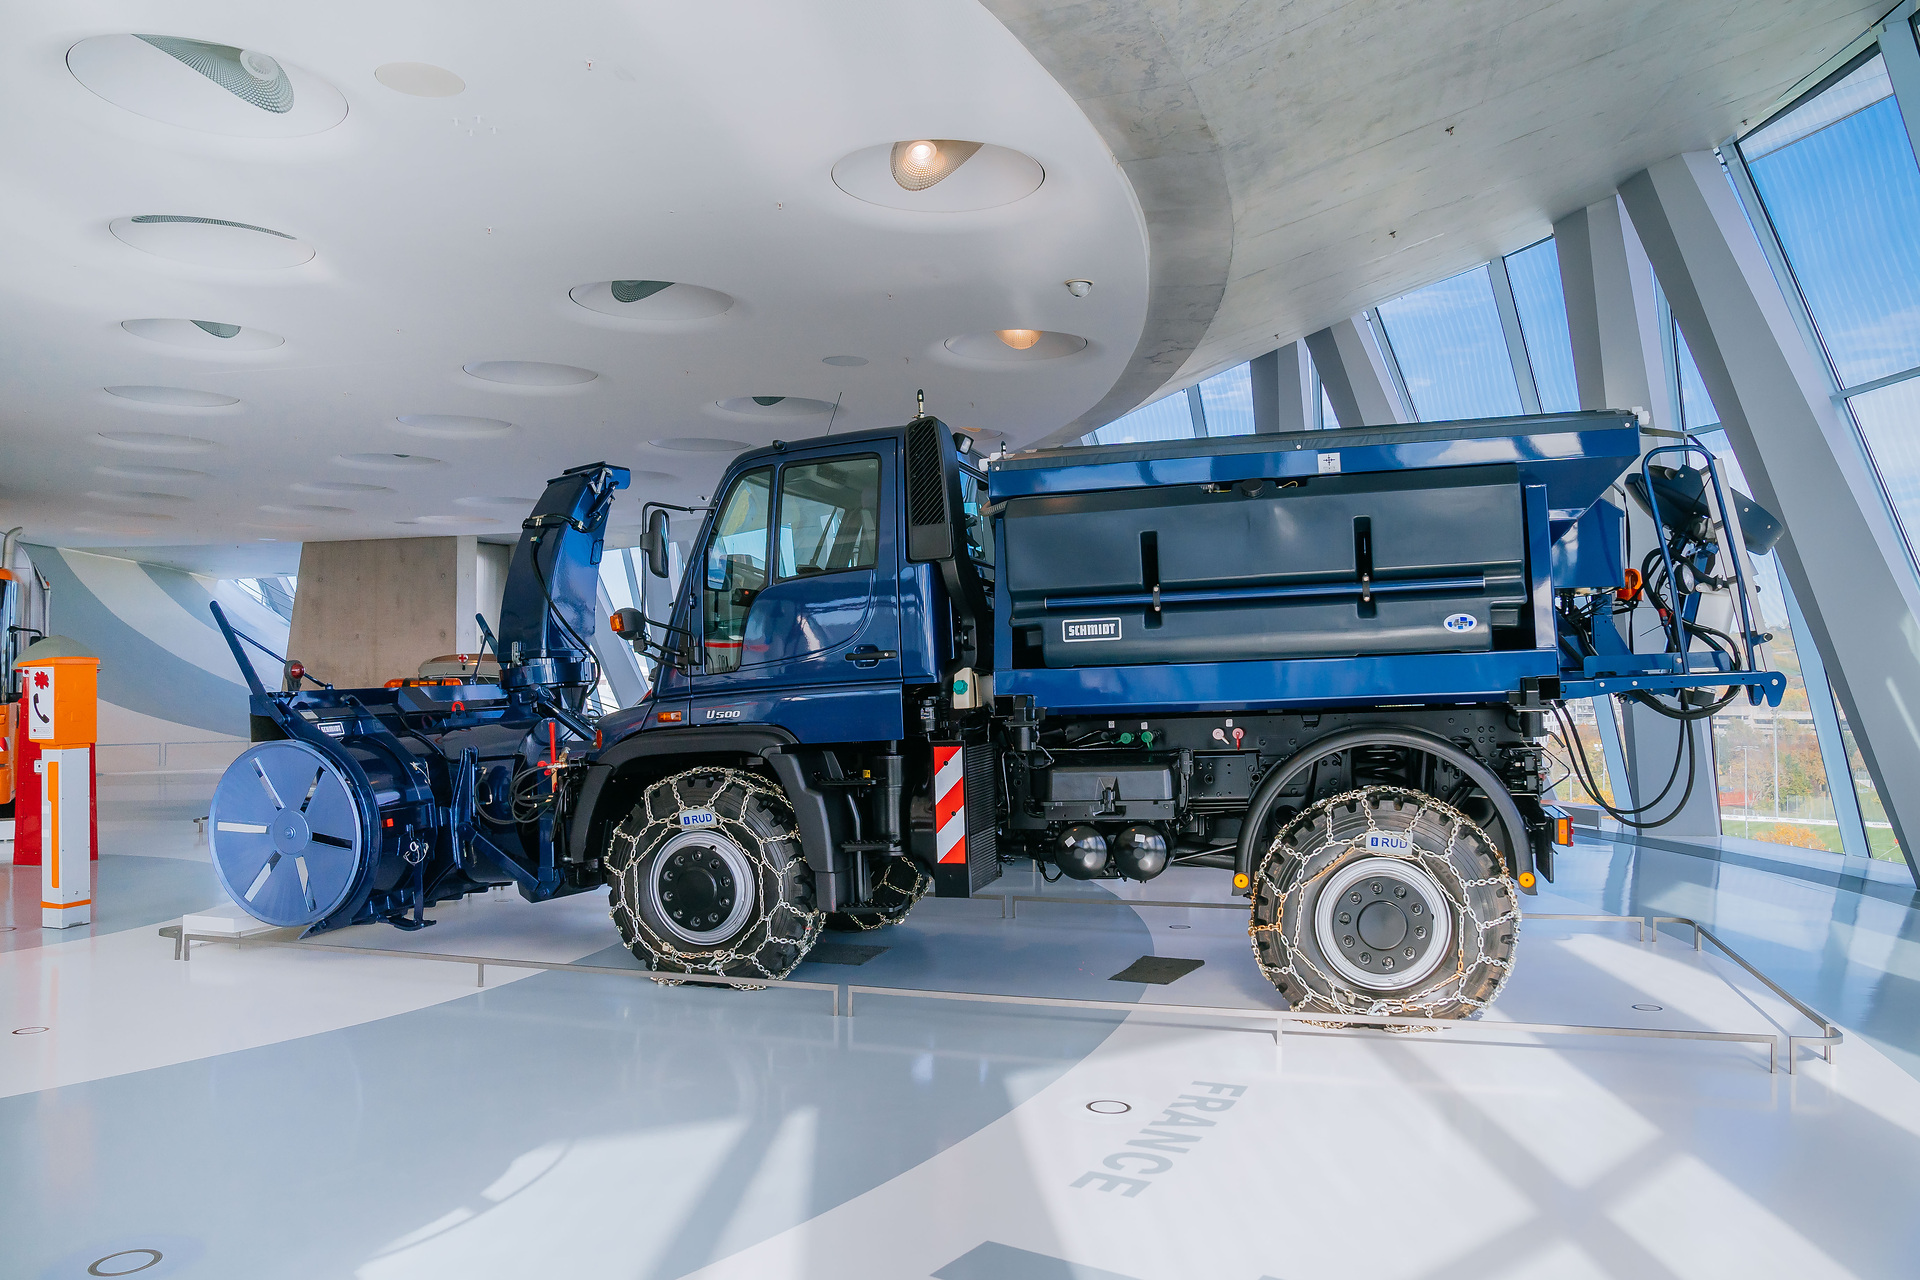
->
[374,63,465,98]
[822,355,867,367]
[890,139,983,190]
[94,464,208,480]
[104,384,240,407]
[833,142,1043,212]
[650,438,751,453]
[943,330,1089,362]
[94,432,216,453]
[394,415,514,439]
[109,215,313,268]
[335,453,443,470]
[121,318,284,351]
[714,396,835,419]
[67,35,347,136]
[568,281,734,325]
[462,360,598,387]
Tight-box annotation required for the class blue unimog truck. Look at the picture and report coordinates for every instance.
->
[207,411,1784,1019]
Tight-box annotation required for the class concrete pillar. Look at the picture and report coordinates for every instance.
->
[1555,197,1674,431]
[289,537,476,690]
[1554,194,1716,834]
[1620,150,1920,876]
[1304,318,1404,428]
[1251,344,1314,433]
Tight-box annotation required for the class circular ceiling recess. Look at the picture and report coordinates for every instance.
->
[95,432,216,453]
[394,414,514,440]
[650,437,750,453]
[714,396,836,419]
[822,355,867,367]
[454,495,538,508]
[104,385,240,407]
[110,215,314,268]
[122,318,285,351]
[95,464,207,480]
[293,480,391,495]
[374,63,465,97]
[335,452,443,470]
[67,35,348,136]
[463,360,598,387]
[832,141,1044,212]
[943,330,1089,362]
[568,281,734,326]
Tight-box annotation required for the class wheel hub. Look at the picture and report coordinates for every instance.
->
[1313,854,1454,992]
[648,829,756,946]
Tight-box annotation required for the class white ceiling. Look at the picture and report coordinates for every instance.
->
[0,2,1150,555]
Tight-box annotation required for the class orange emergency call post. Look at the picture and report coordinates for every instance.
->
[18,642,99,929]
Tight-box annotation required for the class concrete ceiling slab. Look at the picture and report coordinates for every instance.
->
[989,0,1884,417]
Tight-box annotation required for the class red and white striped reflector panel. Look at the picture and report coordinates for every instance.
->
[933,744,966,865]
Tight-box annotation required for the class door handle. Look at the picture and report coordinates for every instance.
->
[845,646,898,667]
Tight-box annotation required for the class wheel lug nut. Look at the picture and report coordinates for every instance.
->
[1395,886,1406,898]
[1404,948,1415,959]
[1344,935,1355,948]
[1339,912,1351,924]
[1359,953,1371,964]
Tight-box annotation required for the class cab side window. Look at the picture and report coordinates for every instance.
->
[777,456,880,578]
[703,468,771,673]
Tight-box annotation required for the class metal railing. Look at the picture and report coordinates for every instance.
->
[159,905,1840,1075]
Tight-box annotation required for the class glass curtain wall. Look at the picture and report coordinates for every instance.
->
[1088,357,1281,443]
[1374,266,1524,420]
[1736,51,1920,560]
[1725,30,1920,863]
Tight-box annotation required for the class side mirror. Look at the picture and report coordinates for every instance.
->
[639,509,671,578]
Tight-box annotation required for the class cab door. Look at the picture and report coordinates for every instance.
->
[691,443,903,741]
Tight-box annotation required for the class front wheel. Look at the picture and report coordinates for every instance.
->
[605,768,821,979]
[1250,786,1519,1020]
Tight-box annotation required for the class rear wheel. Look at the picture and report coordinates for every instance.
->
[605,768,821,980]
[1250,786,1518,1020]
[824,856,932,932]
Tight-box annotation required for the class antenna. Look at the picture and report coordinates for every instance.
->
[916,388,925,418]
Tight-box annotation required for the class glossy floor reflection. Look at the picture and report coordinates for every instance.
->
[3,778,1918,1279]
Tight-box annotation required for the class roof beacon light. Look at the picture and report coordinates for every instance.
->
[996,329,1042,351]
[890,138,982,191]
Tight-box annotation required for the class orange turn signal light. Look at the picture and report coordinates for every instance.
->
[609,613,626,634]
[657,710,684,723]
[1554,816,1574,846]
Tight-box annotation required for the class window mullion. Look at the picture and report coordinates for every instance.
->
[1875,4,1920,173]
[1487,257,1542,414]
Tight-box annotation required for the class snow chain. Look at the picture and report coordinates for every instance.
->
[835,856,933,931]
[1250,786,1520,1021]
[608,767,822,983]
